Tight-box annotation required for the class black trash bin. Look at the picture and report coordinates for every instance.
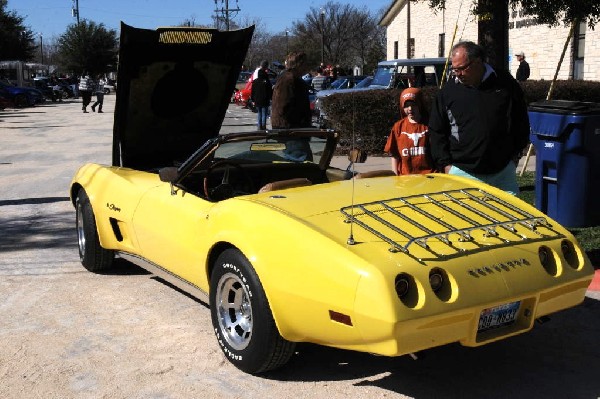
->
[529,100,600,227]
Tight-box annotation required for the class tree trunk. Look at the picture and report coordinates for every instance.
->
[477,0,509,70]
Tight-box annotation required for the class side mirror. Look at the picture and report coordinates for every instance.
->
[158,166,178,183]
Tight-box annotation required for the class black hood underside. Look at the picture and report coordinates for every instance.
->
[113,23,254,170]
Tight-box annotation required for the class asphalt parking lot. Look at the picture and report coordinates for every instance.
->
[0,95,599,399]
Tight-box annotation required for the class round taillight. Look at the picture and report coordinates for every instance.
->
[395,275,410,298]
[429,267,454,302]
[539,246,558,276]
[429,270,444,292]
[561,240,580,269]
[394,273,420,308]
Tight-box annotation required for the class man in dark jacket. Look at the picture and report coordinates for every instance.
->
[271,51,311,129]
[515,51,530,81]
[251,68,272,130]
[428,41,530,194]
[270,52,313,161]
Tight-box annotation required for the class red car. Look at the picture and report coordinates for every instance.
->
[233,69,279,111]
[233,74,254,108]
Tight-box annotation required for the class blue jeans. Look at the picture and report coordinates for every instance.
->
[256,106,269,130]
[448,162,519,195]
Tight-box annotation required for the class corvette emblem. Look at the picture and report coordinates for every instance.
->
[106,203,121,212]
[468,258,530,277]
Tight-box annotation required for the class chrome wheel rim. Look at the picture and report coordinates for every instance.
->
[76,200,86,259]
[216,272,253,350]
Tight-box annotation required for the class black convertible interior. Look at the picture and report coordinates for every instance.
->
[179,160,336,201]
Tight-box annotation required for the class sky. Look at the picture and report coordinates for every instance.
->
[8,0,393,41]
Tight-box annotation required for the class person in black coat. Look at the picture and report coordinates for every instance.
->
[428,41,530,195]
[515,51,530,81]
[250,68,272,130]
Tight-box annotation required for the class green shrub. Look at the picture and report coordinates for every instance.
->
[323,80,600,155]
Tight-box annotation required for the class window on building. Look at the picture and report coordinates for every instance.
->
[438,33,445,57]
[394,41,398,59]
[573,21,586,80]
[409,38,415,58]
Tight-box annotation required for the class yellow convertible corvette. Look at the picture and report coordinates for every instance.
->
[70,24,594,375]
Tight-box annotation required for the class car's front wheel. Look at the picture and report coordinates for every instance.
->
[210,248,295,374]
[76,190,114,272]
[14,94,28,108]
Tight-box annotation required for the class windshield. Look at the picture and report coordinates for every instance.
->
[329,78,347,90]
[214,134,329,165]
[370,66,396,88]
[355,76,373,88]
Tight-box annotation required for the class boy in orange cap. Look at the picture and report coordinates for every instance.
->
[384,87,436,175]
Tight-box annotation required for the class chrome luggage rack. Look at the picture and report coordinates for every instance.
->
[340,188,564,261]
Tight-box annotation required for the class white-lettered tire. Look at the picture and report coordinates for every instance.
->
[76,190,114,272]
[210,248,295,374]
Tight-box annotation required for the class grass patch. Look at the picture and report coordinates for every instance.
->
[517,172,600,267]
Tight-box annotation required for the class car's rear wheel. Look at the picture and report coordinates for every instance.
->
[76,190,114,272]
[210,248,295,374]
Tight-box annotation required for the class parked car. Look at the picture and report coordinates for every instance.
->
[103,79,117,94]
[316,57,449,127]
[0,88,14,109]
[33,78,56,101]
[70,24,594,376]
[0,79,44,107]
[58,78,78,98]
[312,75,371,116]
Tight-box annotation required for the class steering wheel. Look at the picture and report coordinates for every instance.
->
[203,160,254,201]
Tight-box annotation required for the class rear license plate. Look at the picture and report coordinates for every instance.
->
[478,301,520,332]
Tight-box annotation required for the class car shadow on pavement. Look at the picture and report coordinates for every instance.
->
[95,258,151,276]
[0,205,74,252]
[0,197,70,206]
[266,297,600,398]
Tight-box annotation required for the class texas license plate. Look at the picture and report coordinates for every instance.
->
[478,301,520,332]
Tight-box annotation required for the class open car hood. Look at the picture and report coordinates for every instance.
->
[113,23,254,170]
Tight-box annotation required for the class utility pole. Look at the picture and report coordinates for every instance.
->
[320,8,325,64]
[285,29,289,55]
[213,0,240,31]
[40,35,44,64]
[72,0,80,24]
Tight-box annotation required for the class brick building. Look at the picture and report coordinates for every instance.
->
[379,0,600,81]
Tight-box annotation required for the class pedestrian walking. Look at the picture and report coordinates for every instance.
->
[91,75,105,113]
[78,74,94,113]
[251,68,272,130]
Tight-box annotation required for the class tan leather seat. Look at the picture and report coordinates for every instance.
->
[258,178,312,193]
[354,170,396,179]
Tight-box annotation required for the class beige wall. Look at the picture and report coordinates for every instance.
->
[384,0,600,81]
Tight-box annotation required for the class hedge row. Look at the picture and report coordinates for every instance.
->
[322,80,600,155]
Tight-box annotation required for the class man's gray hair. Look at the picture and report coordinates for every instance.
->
[452,41,486,61]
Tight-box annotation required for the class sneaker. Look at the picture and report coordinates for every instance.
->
[98,110,103,113]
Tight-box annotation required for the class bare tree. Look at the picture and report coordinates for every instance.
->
[292,1,385,71]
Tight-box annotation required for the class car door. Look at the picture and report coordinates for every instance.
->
[132,183,214,290]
